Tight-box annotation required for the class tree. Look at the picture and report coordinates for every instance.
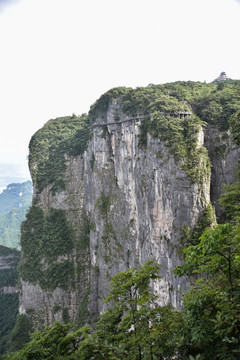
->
[175,215,240,358]
[3,261,183,360]
[230,110,240,146]
[94,260,183,360]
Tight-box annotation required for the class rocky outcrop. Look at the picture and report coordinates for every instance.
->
[18,83,240,329]
[204,125,240,217]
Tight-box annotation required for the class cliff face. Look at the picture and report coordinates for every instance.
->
[18,82,240,329]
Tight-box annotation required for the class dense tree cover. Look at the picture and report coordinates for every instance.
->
[7,81,240,358]
[89,81,240,185]
[30,81,240,192]
[0,246,20,356]
[89,81,240,130]
[0,246,19,288]
[0,294,19,356]
[5,161,240,359]
[19,207,75,290]
[28,115,90,193]
[4,194,240,359]
[3,261,185,360]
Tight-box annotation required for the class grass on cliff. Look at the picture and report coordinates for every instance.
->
[29,81,240,192]
[89,81,240,184]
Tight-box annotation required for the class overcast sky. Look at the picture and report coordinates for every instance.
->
[0,0,240,177]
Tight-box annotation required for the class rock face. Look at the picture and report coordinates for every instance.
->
[18,83,240,329]
[0,246,19,294]
[204,126,240,217]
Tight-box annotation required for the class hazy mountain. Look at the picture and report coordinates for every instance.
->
[0,181,32,249]
[0,163,30,193]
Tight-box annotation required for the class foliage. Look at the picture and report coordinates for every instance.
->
[29,81,240,193]
[180,203,217,247]
[6,80,240,359]
[28,115,90,194]
[174,167,240,359]
[94,260,182,360]
[148,113,210,183]
[3,261,184,360]
[95,192,112,218]
[219,170,240,221]
[89,87,130,121]
[0,294,19,356]
[88,81,240,184]
[0,244,20,257]
[0,246,20,356]
[4,229,240,359]
[19,206,74,290]
[193,84,240,131]
[230,110,240,146]
[7,314,34,353]
[89,81,240,131]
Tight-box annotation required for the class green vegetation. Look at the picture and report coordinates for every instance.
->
[5,209,240,358]
[88,81,240,183]
[0,181,32,215]
[29,115,91,194]
[148,113,210,183]
[7,314,33,353]
[180,203,217,248]
[0,294,19,355]
[0,246,20,356]
[96,192,112,218]
[89,81,240,129]
[174,223,240,358]
[6,155,240,358]
[0,181,32,249]
[0,205,30,250]
[230,109,240,146]
[0,245,19,292]
[29,81,240,192]
[19,207,75,290]
[6,81,240,358]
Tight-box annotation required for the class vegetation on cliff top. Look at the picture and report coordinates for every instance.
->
[29,114,90,194]
[29,81,240,192]
[0,81,237,359]
[90,80,240,130]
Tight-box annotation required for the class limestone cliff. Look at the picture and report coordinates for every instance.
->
[18,82,240,329]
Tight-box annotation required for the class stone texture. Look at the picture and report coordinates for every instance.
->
[204,125,240,217]
[19,102,239,328]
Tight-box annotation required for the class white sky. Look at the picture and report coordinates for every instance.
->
[0,0,240,177]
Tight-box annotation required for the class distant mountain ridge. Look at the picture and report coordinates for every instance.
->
[0,181,32,249]
[0,163,30,193]
[0,181,32,215]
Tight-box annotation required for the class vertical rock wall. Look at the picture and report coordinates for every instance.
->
[20,96,239,328]
[19,103,213,326]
